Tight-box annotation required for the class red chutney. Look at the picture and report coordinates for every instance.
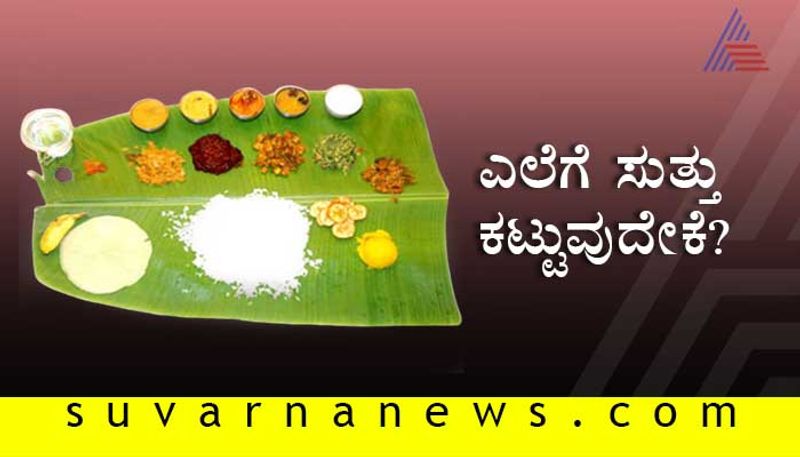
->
[83,159,107,176]
[188,134,243,175]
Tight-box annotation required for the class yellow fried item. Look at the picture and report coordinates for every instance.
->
[332,219,356,239]
[348,204,367,221]
[40,212,86,254]
[327,202,350,224]
[316,208,335,227]
[309,197,367,239]
[357,230,398,269]
[309,201,329,218]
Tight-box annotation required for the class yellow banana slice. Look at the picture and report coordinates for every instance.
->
[332,219,356,239]
[348,204,367,221]
[40,212,86,254]
[316,209,335,227]
[309,200,329,218]
[327,202,350,224]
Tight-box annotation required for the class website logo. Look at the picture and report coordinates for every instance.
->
[704,7,768,72]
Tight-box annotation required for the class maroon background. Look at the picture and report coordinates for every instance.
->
[3,0,799,395]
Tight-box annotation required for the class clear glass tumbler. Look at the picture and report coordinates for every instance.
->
[20,108,74,159]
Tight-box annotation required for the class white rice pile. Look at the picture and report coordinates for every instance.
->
[168,190,320,298]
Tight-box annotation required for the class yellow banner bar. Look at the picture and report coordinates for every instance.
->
[0,398,796,456]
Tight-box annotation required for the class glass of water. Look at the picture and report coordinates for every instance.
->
[20,108,74,159]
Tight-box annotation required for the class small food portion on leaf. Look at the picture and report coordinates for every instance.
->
[39,212,85,254]
[127,142,186,186]
[357,230,398,269]
[313,133,361,173]
[59,215,152,294]
[362,157,415,194]
[229,87,265,120]
[83,159,107,176]
[188,134,243,175]
[324,84,363,119]
[274,86,310,118]
[309,197,367,239]
[129,98,169,132]
[253,131,306,176]
[179,90,218,124]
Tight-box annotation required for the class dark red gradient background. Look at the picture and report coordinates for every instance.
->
[3,0,799,395]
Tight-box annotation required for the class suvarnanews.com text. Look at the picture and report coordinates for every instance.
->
[64,400,736,429]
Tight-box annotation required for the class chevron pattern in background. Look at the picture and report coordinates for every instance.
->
[575,3,800,396]
[704,7,769,72]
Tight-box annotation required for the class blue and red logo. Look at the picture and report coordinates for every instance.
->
[704,7,768,72]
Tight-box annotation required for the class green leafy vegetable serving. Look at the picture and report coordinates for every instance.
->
[313,133,361,173]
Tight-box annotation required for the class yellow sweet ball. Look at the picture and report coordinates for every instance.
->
[357,230,398,269]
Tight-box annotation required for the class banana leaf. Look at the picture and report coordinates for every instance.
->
[30,89,460,326]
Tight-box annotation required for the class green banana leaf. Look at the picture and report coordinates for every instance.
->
[30,89,460,326]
